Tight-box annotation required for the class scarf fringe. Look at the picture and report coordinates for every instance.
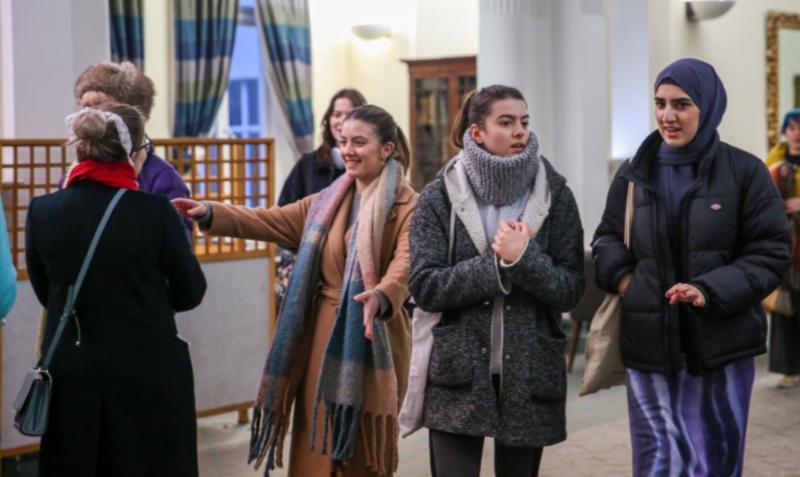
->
[360,412,398,476]
[310,403,398,476]
[310,402,362,460]
[248,406,288,474]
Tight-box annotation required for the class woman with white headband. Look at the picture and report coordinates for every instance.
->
[26,102,207,476]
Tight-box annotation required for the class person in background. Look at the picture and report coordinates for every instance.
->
[28,103,206,476]
[274,88,367,311]
[74,61,193,236]
[409,85,584,477]
[593,58,790,476]
[0,195,17,323]
[173,104,416,477]
[766,108,800,389]
[278,88,367,206]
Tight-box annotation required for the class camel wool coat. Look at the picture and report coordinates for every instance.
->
[204,184,417,477]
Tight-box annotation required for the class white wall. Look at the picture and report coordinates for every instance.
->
[0,0,109,138]
[309,0,478,146]
[779,28,800,117]
[415,0,479,58]
[648,0,800,158]
[143,0,172,138]
[609,0,650,160]
[0,1,5,137]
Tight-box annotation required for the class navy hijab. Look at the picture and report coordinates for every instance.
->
[655,58,727,160]
[652,58,727,276]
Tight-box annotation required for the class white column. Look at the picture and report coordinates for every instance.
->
[478,0,555,158]
[478,0,612,245]
[1,0,109,138]
[144,0,173,138]
[609,0,651,160]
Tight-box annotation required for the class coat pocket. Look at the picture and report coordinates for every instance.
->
[428,324,473,388]
[527,331,567,401]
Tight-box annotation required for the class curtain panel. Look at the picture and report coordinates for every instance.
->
[255,0,314,153]
[109,0,145,70]
[173,0,239,137]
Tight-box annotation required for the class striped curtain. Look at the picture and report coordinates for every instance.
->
[109,0,144,70]
[173,0,239,137]
[256,0,314,153]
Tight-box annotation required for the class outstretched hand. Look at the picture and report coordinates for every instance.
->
[353,290,380,340]
[172,198,208,221]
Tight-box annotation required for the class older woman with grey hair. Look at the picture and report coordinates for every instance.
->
[73,61,192,234]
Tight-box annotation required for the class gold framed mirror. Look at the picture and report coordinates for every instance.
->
[766,11,800,148]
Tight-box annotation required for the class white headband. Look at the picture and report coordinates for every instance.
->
[65,107,134,155]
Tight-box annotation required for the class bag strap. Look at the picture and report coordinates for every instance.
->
[447,207,456,265]
[623,181,634,250]
[40,188,127,369]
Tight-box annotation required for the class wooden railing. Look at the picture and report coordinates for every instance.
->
[0,137,276,279]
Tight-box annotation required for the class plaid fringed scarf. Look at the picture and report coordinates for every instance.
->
[249,158,404,476]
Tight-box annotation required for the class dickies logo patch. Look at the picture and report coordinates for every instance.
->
[710,203,722,211]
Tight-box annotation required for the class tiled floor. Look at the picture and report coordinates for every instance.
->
[197,356,800,476]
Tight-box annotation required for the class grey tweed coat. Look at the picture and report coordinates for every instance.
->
[409,157,584,447]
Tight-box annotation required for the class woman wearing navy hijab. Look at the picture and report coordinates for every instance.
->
[593,58,790,475]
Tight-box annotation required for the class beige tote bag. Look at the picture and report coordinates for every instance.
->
[399,209,456,437]
[579,181,634,396]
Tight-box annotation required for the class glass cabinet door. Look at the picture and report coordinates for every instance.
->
[458,76,477,108]
[406,56,476,191]
[413,77,450,189]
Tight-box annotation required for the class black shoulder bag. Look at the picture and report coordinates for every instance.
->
[12,188,126,436]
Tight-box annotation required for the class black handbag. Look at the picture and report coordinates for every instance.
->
[12,189,126,436]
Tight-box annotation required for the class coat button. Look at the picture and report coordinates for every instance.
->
[481,347,488,354]
[483,301,490,306]
[505,354,511,359]
[505,305,510,311]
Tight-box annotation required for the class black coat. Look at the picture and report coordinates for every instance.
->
[26,181,207,477]
[593,132,791,374]
[277,150,344,206]
[409,159,584,447]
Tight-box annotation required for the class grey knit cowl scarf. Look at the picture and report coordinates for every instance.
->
[461,129,540,206]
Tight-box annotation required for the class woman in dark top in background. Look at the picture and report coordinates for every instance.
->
[275,88,367,308]
[277,88,367,206]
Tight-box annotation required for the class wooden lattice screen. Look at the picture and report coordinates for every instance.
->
[0,137,275,279]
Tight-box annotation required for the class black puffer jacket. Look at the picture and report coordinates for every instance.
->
[593,131,791,374]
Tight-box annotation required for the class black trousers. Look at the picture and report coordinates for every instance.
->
[769,312,800,375]
[428,375,543,477]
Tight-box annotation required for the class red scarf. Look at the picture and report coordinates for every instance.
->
[63,159,139,190]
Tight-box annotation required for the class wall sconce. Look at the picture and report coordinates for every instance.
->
[685,1,735,22]
[351,24,391,40]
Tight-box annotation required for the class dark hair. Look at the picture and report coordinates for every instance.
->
[69,102,145,163]
[344,104,411,171]
[318,88,367,165]
[450,84,526,149]
[74,61,156,120]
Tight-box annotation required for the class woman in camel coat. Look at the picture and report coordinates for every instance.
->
[175,105,416,477]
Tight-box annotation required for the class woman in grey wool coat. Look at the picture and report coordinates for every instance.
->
[408,85,585,477]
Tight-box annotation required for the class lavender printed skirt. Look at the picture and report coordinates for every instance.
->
[626,358,755,477]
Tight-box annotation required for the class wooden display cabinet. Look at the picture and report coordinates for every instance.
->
[404,56,476,191]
